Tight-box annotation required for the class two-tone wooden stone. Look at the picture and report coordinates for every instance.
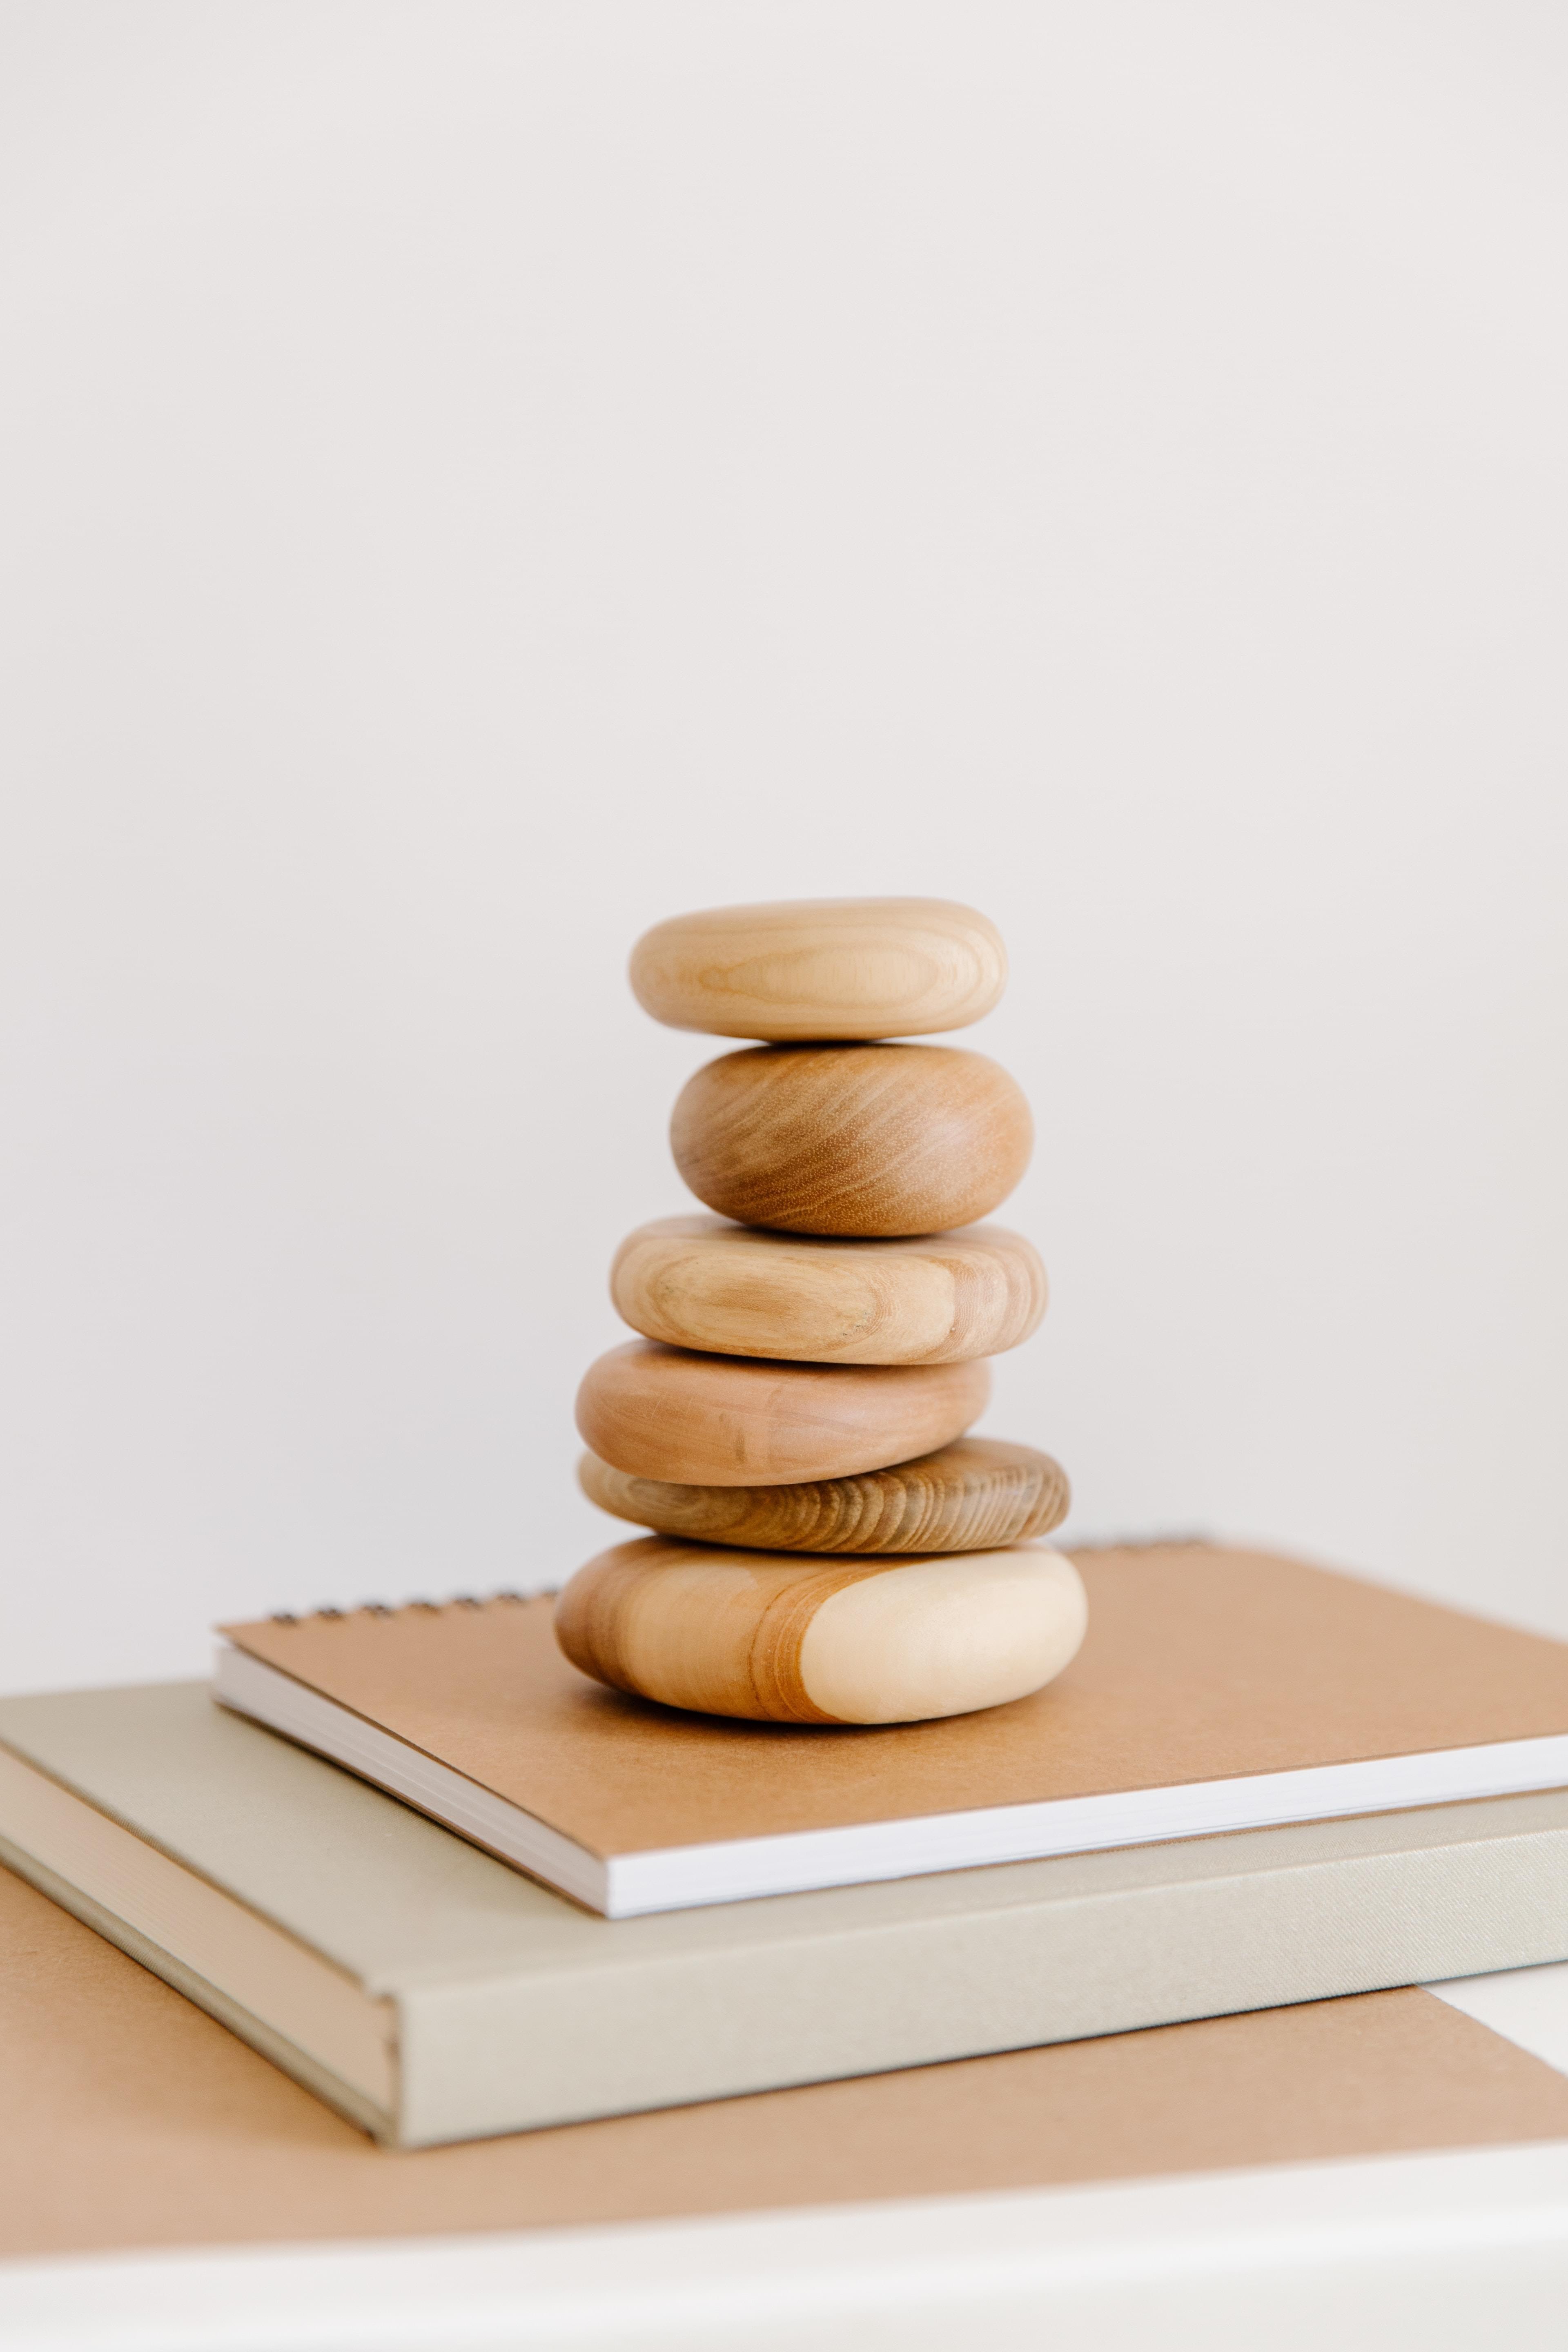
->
[575,1341,990,1486]
[610,1216,1046,1364]
[555,1536,1089,1724]
[579,1435,1071,1555]
[629,896,1007,1041]
[670,1043,1033,1237]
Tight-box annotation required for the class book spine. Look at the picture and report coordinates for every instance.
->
[0,1831,394,2142]
[392,1826,1568,2145]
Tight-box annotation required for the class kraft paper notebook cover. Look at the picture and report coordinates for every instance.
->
[5,1681,1568,2147]
[214,1542,1568,1915]
[5,1861,1568,2263]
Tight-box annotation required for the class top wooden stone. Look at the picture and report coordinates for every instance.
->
[628,897,1007,1041]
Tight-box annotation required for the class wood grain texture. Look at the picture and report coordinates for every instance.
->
[575,1341,990,1486]
[554,1537,1088,1724]
[670,1044,1033,1237]
[578,1435,1071,1555]
[609,1216,1046,1365]
[628,896,1007,1041]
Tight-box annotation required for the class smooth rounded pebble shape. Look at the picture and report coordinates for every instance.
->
[554,1537,1089,1724]
[628,897,1007,1041]
[575,1341,990,1487]
[670,1044,1034,1237]
[578,1436,1071,1555]
[610,1216,1047,1365]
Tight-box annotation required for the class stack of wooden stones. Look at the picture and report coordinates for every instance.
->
[556,898,1087,1727]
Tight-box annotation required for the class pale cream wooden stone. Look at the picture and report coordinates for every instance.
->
[577,1436,1071,1554]
[554,1537,1088,1724]
[670,1043,1033,1237]
[798,1551,1088,1724]
[609,1216,1047,1365]
[628,897,1007,1041]
[574,1341,990,1487]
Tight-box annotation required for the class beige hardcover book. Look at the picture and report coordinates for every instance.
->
[5,1678,1568,2147]
[5,1859,1568,2263]
[214,1542,1568,1913]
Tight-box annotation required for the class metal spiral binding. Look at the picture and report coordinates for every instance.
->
[268,1588,541,1626]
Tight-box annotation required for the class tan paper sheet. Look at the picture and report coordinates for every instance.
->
[222,1544,1568,1856]
[7,1866,1568,2261]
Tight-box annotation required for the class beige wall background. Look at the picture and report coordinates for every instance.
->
[2,1,1565,1691]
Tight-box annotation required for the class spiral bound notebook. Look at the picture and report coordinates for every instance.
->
[214,1543,1568,1917]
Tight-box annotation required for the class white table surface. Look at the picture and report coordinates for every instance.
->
[6,1961,1568,2352]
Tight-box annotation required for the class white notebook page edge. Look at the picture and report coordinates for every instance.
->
[213,1647,610,1911]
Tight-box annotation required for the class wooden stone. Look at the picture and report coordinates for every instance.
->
[578,1436,1071,1555]
[670,1044,1033,1237]
[629,897,1007,1041]
[575,1341,990,1486]
[610,1216,1047,1364]
[555,1537,1089,1724]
